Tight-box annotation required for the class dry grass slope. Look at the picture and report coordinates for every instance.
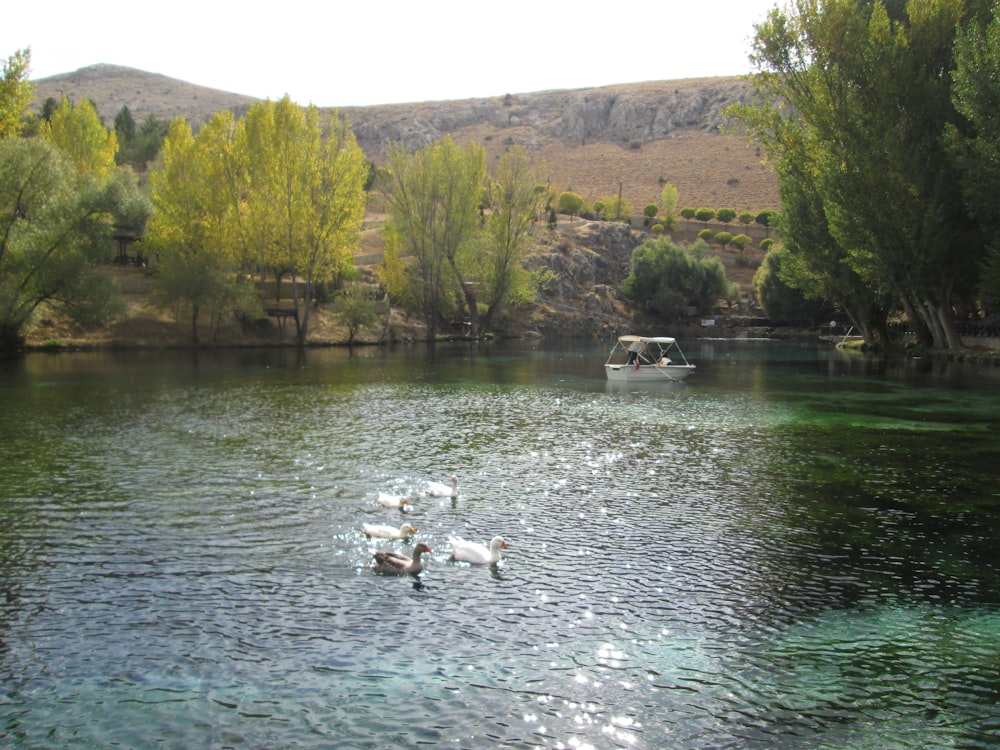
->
[33,66,779,214]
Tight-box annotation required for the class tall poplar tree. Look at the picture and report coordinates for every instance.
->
[43,97,118,178]
[145,115,254,344]
[0,49,32,139]
[731,0,990,349]
[381,137,485,338]
[480,147,545,332]
[238,97,367,346]
[951,3,1000,310]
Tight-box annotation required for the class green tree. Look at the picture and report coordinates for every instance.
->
[694,207,716,225]
[622,236,728,318]
[755,210,777,236]
[738,211,755,232]
[732,0,988,349]
[377,221,408,303]
[0,138,148,352]
[731,233,753,257]
[754,244,835,326]
[135,113,169,164]
[39,97,58,123]
[715,231,734,251]
[715,208,736,227]
[381,137,485,339]
[597,193,633,222]
[557,191,584,219]
[680,207,696,230]
[376,221,407,339]
[660,183,679,224]
[642,203,659,226]
[480,146,544,333]
[0,49,32,139]
[114,106,142,166]
[951,4,1000,248]
[114,105,136,142]
[748,116,894,342]
[334,283,378,345]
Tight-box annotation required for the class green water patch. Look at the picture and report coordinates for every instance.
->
[737,603,1000,747]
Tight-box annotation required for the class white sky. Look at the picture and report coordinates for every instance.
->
[5,0,779,108]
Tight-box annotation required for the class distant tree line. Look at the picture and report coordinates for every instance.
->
[0,48,554,350]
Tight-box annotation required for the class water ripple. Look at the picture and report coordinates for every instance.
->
[2,347,1000,748]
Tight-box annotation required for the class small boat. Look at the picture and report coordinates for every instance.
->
[604,335,696,382]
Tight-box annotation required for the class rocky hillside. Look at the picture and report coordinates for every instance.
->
[33,66,778,212]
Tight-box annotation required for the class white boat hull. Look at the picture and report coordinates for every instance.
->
[605,363,696,382]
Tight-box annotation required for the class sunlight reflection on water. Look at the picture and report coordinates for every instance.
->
[1,344,999,748]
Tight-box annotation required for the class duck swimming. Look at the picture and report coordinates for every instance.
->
[363,522,417,539]
[427,475,458,497]
[375,492,411,509]
[372,542,432,575]
[449,535,508,565]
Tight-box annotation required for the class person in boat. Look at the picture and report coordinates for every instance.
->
[626,340,646,368]
[656,355,672,367]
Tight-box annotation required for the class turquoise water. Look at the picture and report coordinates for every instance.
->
[1,340,998,748]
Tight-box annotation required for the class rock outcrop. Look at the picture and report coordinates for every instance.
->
[524,222,641,339]
[342,77,754,159]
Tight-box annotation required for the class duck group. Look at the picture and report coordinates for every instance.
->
[362,474,509,577]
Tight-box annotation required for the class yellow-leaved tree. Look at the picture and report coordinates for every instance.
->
[43,97,118,178]
[145,113,257,344]
[0,49,33,139]
[238,97,368,345]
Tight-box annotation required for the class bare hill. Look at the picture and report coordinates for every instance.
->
[33,65,778,213]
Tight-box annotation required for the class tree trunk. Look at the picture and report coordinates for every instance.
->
[0,322,25,355]
[297,282,312,349]
[461,283,479,338]
[191,304,200,346]
[290,271,307,347]
[922,300,948,350]
[928,299,962,351]
[899,293,933,347]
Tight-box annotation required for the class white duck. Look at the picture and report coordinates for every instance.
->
[363,522,417,540]
[427,475,459,497]
[375,492,411,509]
[372,542,432,575]
[449,535,508,565]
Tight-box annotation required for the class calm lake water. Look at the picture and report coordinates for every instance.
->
[1,339,999,749]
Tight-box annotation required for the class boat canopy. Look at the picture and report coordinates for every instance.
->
[617,335,677,345]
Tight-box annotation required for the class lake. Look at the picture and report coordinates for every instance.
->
[1,339,999,749]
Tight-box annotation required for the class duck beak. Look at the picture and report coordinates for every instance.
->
[502,541,510,549]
